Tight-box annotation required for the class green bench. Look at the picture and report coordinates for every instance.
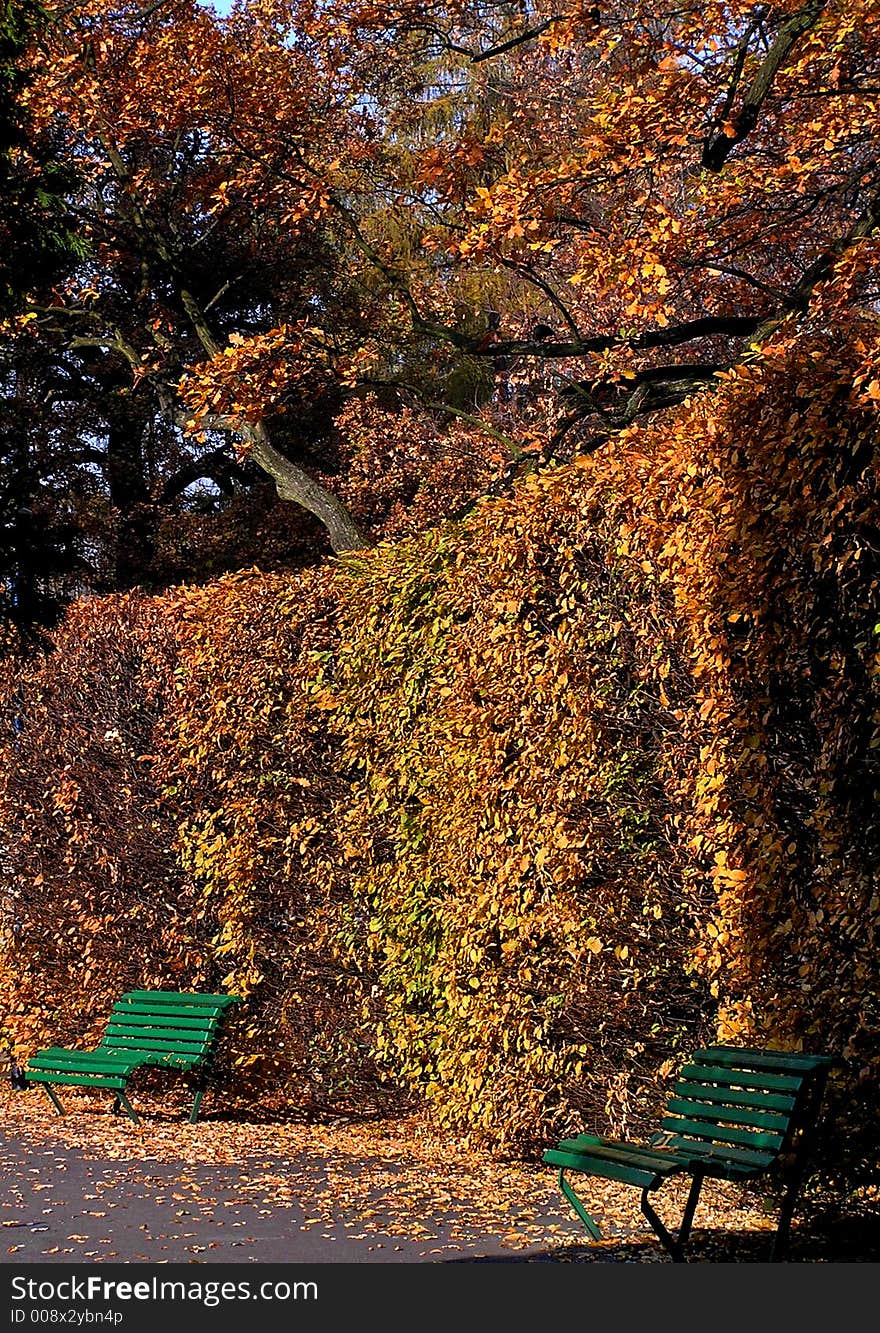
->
[24,990,241,1126]
[543,1045,833,1261]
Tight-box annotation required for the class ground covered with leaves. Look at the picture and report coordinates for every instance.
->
[1,1085,877,1264]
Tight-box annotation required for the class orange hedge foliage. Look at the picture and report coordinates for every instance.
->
[156,569,394,1111]
[607,324,880,1170]
[0,597,192,1055]
[1,322,878,1170]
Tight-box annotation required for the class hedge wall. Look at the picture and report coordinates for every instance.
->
[2,326,878,1170]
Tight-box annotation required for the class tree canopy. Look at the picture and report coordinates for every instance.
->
[1,0,877,624]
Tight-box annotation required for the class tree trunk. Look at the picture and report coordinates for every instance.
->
[248,423,368,554]
[105,401,156,587]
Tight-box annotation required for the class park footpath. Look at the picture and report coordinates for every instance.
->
[0,1085,873,1263]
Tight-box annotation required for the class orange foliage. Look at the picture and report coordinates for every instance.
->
[0,597,193,1055]
[1,316,878,1170]
[16,0,879,558]
[605,325,880,1097]
[332,393,502,537]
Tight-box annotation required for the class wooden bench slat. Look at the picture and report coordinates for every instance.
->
[113,1001,219,1018]
[40,1046,121,1060]
[556,1138,689,1174]
[114,1002,225,1021]
[104,1034,206,1055]
[110,1052,199,1068]
[121,990,237,1008]
[27,1054,137,1073]
[109,1010,217,1031]
[673,1079,796,1114]
[680,1061,802,1093]
[542,1147,660,1189]
[694,1046,833,1074]
[105,1022,213,1044]
[142,1055,199,1068]
[104,1031,208,1047]
[39,1041,200,1062]
[104,1037,205,1056]
[665,1097,791,1133]
[661,1113,784,1150]
[25,1070,128,1090]
[666,1138,777,1170]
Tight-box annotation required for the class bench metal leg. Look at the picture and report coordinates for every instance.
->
[189,1079,207,1125]
[558,1168,704,1259]
[678,1172,704,1247]
[770,1068,828,1262]
[640,1189,685,1262]
[115,1091,140,1125]
[640,1173,703,1263]
[42,1084,65,1116]
[558,1169,604,1241]
[771,1173,803,1262]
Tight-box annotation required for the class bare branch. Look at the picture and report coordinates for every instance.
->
[471,17,562,64]
[498,259,583,338]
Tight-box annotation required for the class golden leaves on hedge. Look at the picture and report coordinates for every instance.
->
[2,322,878,1168]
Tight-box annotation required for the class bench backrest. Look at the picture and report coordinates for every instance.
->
[660,1045,833,1168]
[102,991,240,1069]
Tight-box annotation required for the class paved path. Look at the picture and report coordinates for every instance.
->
[4,1097,872,1264]
[0,1131,603,1264]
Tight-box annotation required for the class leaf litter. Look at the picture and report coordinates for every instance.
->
[1,1084,877,1261]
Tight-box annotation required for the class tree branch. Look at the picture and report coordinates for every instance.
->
[476,176,880,368]
[558,362,724,431]
[471,17,562,64]
[158,447,252,502]
[404,15,563,65]
[479,314,764,360]
[684,259,784,300]
[781,178,880,313]
[702,0,827,172]
[247,422,369,552]
[702,9,767,150]
[498,258,583,338]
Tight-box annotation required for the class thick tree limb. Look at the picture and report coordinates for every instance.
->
[702,1,828,172]
[704,9,766,145]
[476,314,763,360]
[83,119,370,552]
[248,423,367,552]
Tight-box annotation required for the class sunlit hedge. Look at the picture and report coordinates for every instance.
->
[2,326,878,1169]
